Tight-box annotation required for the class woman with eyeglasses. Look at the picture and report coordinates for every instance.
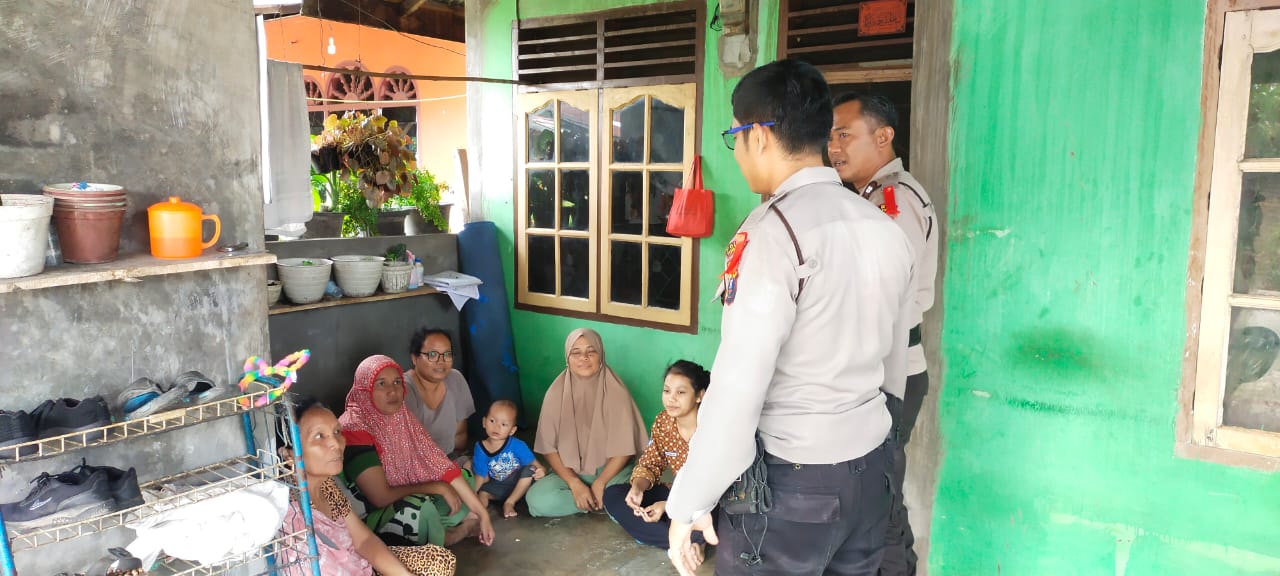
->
[404,328,476,460]
[339,355,496,549]
[526,328,649,517]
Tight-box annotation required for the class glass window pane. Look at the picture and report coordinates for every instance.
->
[561,170,590,231]
[649,171,682,237]
[528,103,555,162]
[561,238,590,298]
[1246,50,1280,158]
[648,244,681,310]
[650,98,685,164]
[610,241,643,305]
[1224,307,1280,431]
[611,171,644,235]
[1234,173,1280,294]
[560,103,590,163]
[527,170,555,229]
[527,235,555,295]
[612,98,645,163]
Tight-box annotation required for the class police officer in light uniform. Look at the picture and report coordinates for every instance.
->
[829,93,938,576]
[666,59,916,576]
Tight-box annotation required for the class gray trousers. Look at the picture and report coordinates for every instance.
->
[715,442,891,575]
[880,371,929,576]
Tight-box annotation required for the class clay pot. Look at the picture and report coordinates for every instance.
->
[51,207,125,264]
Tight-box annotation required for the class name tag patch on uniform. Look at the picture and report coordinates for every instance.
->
[721,232,749,305]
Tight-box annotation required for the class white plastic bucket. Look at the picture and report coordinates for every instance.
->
[0,194,55,279]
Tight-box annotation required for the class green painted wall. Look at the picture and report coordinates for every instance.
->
[935,1,1280,574]
[473,0,778,422]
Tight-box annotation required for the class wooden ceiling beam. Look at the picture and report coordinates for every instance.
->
[303,0,463,42]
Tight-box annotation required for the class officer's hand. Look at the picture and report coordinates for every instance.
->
[668,512,717,576]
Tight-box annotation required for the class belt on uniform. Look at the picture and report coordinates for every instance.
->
[909,324,922,347]
[761,443,885,467]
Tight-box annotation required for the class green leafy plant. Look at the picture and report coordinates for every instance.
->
[384,243,409,263]
[382,169,448,231]
[312,111,417,209]
[335,172,380,238]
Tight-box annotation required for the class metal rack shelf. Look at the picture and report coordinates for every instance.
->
[0,383,277,463]
[151,529,313,576]
[9,452,295,551]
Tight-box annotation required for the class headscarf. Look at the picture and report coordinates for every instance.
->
[534,328,648,474]
[338,355,459,487]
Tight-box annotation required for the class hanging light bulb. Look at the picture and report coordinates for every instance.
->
[327,36,336,55]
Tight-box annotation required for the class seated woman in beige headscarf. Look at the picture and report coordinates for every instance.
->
[525,328,648,517]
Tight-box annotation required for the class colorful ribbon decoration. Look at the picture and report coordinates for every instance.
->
[237,349,311,407]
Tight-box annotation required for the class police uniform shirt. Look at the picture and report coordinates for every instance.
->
[860,158,937,380]
[666,166,916,525]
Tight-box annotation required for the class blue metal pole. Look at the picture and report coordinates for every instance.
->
[0,507,17,576]
[287,400,323,575]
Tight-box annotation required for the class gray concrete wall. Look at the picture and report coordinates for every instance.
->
[0,1,268,572]
[266,235,463,412]
[906,0,954,571]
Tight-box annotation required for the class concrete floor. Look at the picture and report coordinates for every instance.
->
[451,509,716,576]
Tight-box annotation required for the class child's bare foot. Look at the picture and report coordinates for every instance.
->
[503,501,518,518]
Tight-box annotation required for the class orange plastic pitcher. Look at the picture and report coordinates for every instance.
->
[147,196,221,259]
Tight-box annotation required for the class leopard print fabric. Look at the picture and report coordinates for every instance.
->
[320,479,457,576]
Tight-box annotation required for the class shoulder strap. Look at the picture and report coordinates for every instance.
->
[767,202,806,301]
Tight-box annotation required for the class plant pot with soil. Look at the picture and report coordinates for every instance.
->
[277,258,333,304]
[0,194,55,279]
[331,254,385,297]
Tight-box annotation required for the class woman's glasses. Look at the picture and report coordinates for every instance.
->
[417,350,454,362]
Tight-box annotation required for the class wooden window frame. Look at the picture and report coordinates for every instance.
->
[510,4,704,333]
[515,91,600,314]
[1179,0,1280,471]
[515,84,699,332]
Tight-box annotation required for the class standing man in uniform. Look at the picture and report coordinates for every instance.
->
[828,93,938,576]
[666,59,916,576]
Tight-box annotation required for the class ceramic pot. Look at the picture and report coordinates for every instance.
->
[332,255,385,297]
[381,261,413,294]
[0,194,55,279]
[277,258,332,304]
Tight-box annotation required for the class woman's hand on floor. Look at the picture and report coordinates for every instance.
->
[478,514,496,546]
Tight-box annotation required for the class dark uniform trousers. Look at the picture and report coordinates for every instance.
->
[880,370,929,576]
[715,442,891,575]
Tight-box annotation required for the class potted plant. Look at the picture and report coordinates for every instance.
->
[305,167,348,239]
[276,258,333,304]
[313,111,417,210]
[381,243,413,294]
[383,169,450,235]
[0,193,55,279]
[331,254,386,297]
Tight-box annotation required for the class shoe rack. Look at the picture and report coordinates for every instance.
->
[0,382,322,575]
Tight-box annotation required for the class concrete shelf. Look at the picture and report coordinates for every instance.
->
[268,285,440,315]
[0,251,277,294]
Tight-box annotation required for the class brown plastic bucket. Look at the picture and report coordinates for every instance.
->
[52,208,125,264]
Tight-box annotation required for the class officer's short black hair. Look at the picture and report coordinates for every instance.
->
[731,59,832,157]
[410,326,452,357]
[832,92,899,133]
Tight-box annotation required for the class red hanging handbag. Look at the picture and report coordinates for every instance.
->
[665,156,714,238]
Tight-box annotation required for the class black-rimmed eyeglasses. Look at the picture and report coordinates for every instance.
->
[417,350,454,362]
[721,121,776,150]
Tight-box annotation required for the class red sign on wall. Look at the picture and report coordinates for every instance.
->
[858,0,907,37]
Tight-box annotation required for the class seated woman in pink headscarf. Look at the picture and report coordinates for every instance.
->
[338,355,495,548]
[525,328,649,517]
